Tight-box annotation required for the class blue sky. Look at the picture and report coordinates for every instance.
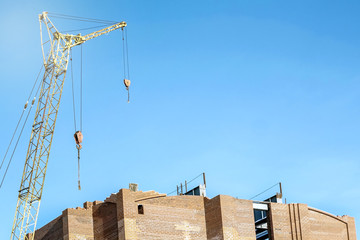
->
[0,0,359,237]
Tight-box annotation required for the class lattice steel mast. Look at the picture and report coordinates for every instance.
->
[10,12,126,240]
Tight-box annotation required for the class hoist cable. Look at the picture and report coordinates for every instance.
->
[78,149,81,190]
[0,64,43,173]
[80,44,83,132]
[122,29,126,80]
[0,81,42,189]
[70,49,77,132]
[125,27,130,80]
[120,27,131,103]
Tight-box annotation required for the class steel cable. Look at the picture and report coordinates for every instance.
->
[47,13,118,24]
[70,49,77,132]
[60,24,112,34]
[80,44,83,132]
[249,182,280,200]
[122,29,126,80]
[0,64,43,173]
[167,173,204,195]
[125,27,130,80]
[0,80,42,189]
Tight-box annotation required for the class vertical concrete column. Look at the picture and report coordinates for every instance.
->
[62,208,94,240]
[116,189,138,240]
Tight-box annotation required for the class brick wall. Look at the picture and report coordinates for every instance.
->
[268,202,293,240]
[269,202,357,240]
[135,195,207,239]
[32,188,356,240]
[116,189,138,240]
[33,216,63,240]
[219,195,256,240]
[62,208,94,240]
[308,207,351,240]
[93,202,118,240]
[341,215,357,240]
[205,195,224,240]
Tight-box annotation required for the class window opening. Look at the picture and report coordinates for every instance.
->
[138,205,144,214]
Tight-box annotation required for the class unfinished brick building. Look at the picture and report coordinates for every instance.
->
[31,187,357,240]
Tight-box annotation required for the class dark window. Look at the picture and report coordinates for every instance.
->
[138,205,144,214]
[254,209,269,240]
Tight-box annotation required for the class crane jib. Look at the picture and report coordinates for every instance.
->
[10,11,127,240]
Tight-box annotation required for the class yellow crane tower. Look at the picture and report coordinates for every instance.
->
[10,12,127,240]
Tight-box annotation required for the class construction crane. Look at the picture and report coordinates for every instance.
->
[10,12,127,240]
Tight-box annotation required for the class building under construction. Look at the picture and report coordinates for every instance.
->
[1,11,357,240]
[30,184,357,240]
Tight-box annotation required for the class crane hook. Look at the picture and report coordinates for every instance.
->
[74,131,83,190]
[74,131,83,149]
[124,79,131,103]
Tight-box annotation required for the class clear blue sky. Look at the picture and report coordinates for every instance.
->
[0,0,359,237]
